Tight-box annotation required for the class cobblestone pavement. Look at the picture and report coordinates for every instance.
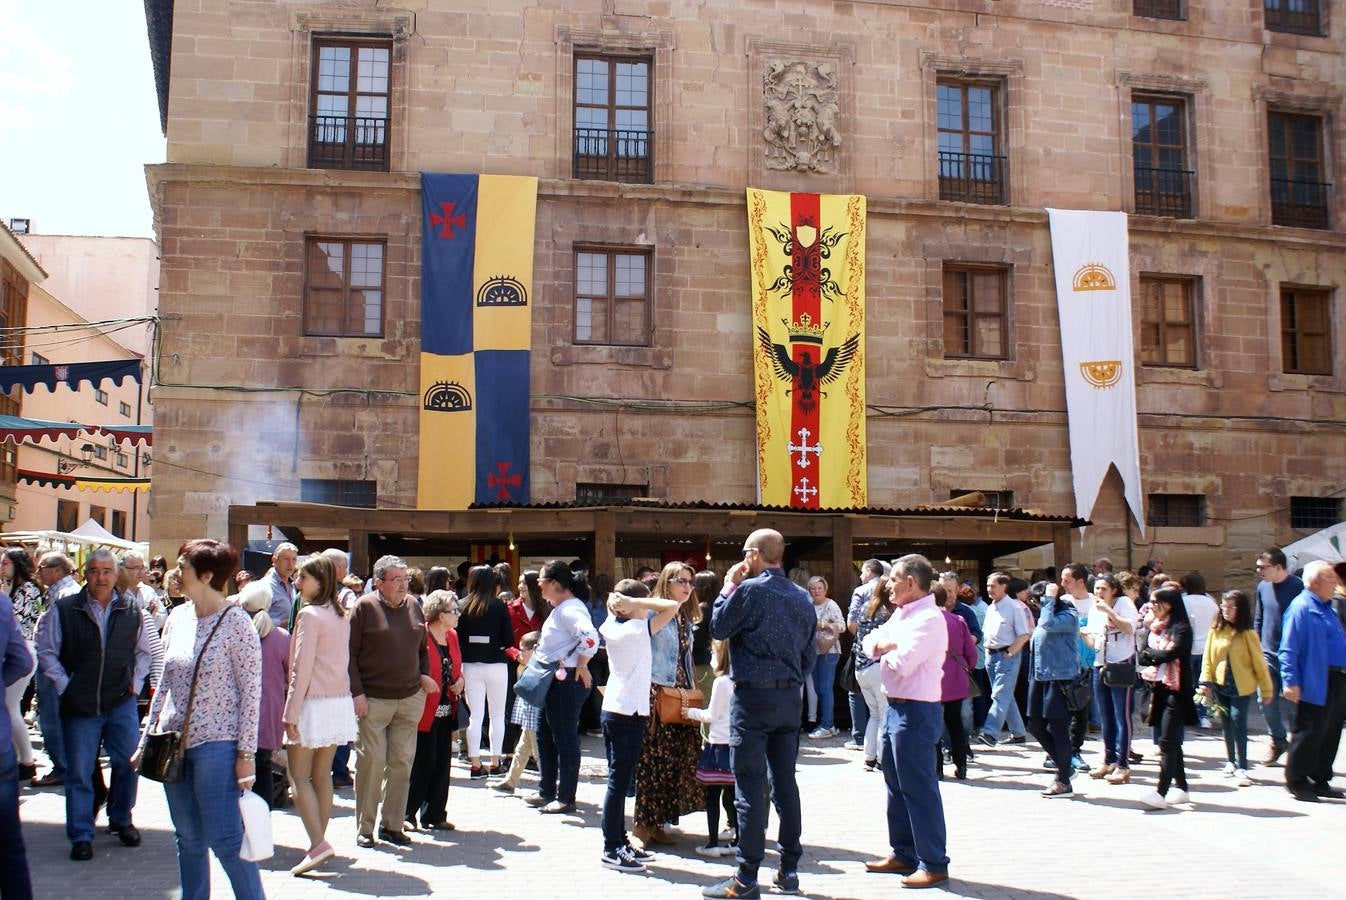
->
[15,722,1346,899]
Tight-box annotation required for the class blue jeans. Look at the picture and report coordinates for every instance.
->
[537,675,586,804]
[36,675,66,779]
[982,651,1025,739]
[1092,671,1133,767]
[600,711,646,851]
[1262,655,1290,745]
[730,685,803,883]
[880,700,948,873]
[332,742,352,779]
[848,690,868,744]
[163,740,264,900]
[1216,687,1253,769]
[812,655,839,730]
[62,694,140,843]
[0,744,32,900]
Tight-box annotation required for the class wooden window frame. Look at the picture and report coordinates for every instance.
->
[307,36,392,172]
[1264,0,1324,35]
[1139,276,1199,369]
[110,509,127,539]
[56,499,78,532]
[941,264,1009,360]
[1280,286,1333,375]
[573,245,653,347]
[573,53,654,184]
[1268,111,1329,229]
[1147,493,1206,527]
[1132,94,1193,218]
[302,236,387,338]
[936,78,1006,205]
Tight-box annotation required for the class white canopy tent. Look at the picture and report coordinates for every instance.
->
[1283,521,1346,571]
[0,520,148,566]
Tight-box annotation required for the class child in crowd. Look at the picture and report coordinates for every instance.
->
[490,631,542,794]
[685,639,738,857]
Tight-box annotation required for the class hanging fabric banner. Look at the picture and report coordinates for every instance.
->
[0,359,139,394]
[1046,208,1145,532]
[17,469,150,493]
[747,188,867,509]
[418,173,536,508]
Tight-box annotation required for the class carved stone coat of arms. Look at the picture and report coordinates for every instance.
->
[762,60,841,174]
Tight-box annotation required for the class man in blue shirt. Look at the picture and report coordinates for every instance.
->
[705,529,816,899]
[1254,547,1304,764]
[1279,560,1346,802]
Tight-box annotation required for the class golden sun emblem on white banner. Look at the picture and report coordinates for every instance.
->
[1079,360,1122,389]
[1072,263,1116,292]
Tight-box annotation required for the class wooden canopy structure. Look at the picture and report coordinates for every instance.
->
[227,499,1085,597]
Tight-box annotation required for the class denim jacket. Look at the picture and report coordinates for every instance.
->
[650,617,689,687]
[1031,598,1081,682]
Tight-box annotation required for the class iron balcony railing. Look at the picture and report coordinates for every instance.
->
[1271,178,1331,229]
[1134,166,1194,218]
[308,115,389,172]
[573,127,652,183]
[938,151,1006,205]
[1264,0,1322,35]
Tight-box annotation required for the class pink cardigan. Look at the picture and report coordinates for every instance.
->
[283,602,352,724]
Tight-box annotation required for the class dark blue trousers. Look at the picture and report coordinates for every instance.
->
[730,685,803,883]
[0,744,33,900]
[537,676,587,805]
[880,699,949,874]
[600,711,646,851]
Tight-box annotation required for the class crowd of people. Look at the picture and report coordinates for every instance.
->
[2,536,1345,899]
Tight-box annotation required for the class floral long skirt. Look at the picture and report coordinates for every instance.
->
[633,685,704,828]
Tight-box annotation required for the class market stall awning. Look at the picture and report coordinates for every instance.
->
[18,468,150,493]
[90,424,152,447]
[0,416,151,449]
[0,359,140,394]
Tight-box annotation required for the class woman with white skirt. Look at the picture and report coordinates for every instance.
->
[282,554,358,875]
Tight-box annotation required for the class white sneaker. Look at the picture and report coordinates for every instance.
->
[1139,790,1167,809]
[1221,762,1236,777]
[807,727,837,739]
[1166,788,1191,805]
[1235,769,1252,786]
[695,844,724,858]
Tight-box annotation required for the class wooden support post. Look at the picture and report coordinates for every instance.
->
[1053,524,1073,574]
[594,509,616,582]
[831,515,855,599]
[227,518,248,561]
[349,529,370,580]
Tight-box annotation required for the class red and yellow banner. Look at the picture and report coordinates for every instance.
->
[747,189,867,508]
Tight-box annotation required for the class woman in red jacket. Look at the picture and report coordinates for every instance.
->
[406,590,465,831]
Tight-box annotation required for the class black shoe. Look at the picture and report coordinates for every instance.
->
[954,765,967,780]
[356,832,376,848]
[1290,787,1320,803]
[108,824,141,847]
[1000,734,1027,745]
[974,731,997,748]
[17,762,36,781]
[378,827,412,846]
[774,870,801,894]
[1128,750,1144,765]
[1313,784,1345,799]
[71,841,93,861]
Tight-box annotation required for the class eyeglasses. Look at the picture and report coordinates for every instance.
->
[742,547,761,556]
[669,577,693,586]
[1254,563,1270,570]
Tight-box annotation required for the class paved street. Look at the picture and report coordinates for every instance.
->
[16,723,1346,899]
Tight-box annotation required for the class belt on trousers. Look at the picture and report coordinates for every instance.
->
[988,647,1010,654]
[887,698,908,706]
[735,678,800,690]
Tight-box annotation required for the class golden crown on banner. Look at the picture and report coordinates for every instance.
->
[784,312,828,345]
[1072,263,1116,292]
[1079,360,1122,389]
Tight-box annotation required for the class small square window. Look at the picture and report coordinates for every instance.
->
[119,401,132,418]
[304,237,386,337]
[573,247,651,346]
[576,482,648,504]
[1147,494,1206,527]
[1290,496,1341,529]
[942,265,1008,360]
[300,478,377,508]
[94,389,108,405]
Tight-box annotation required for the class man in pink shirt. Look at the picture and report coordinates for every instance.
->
[859,554,949,889]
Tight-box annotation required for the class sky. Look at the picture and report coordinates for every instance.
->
[0,0,165,238]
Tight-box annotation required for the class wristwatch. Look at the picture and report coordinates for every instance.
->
[236,751,256,762]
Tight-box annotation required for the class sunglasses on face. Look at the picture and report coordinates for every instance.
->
[669,577,693,586]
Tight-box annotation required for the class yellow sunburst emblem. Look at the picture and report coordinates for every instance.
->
[1079,360,1122,389]
[1072,263,1116,292]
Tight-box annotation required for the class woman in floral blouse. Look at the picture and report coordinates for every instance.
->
[136,539,263,900]
[2,547,42,780]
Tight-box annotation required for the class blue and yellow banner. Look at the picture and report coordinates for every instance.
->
[418,173,537,508]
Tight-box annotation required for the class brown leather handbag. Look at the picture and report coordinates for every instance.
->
[655,685,704,725]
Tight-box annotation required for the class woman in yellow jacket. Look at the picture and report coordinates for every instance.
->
[1200,590,1273,786]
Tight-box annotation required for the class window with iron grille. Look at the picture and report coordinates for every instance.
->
[1139,276,1198,368]
[576,482,648,504]
[1290,496,1341,529]
[1134,0,1184,18]
[303,237,385,337]
[1264,0,1324,35]
[1147,494,1206,527]
[56,499,78,532]
[936,80,1005,204]
[574,247,651,346]
[1280,287,1333,375]
[1269,112,1330,229]
[942,265,1008,360]
[308,38,391,171]
[948,489,1015,509]
[300,478,378,508]
[573,55,652,183]
[1132,95,1193,218]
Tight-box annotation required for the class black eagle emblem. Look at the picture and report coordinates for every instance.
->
[757,328,860,416]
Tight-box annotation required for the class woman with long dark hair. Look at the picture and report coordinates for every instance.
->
[1200,590,1272,787]
[526,560,599,814]
[2,548,41,780]
[1085,573,1138,784]
[1024,588,1081,798]
[458,565,515,778]
[691,570,720,700]
[854,576,896,770]
[1138,586,1198,809]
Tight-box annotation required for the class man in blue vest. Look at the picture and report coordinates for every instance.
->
[36,548,156,860]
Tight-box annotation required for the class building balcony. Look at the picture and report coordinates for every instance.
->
[1271,178,1331,229]
[573,127,652,184]
[307,115,389,172]
[938,152,1006,205]
[1134,167,1194,219]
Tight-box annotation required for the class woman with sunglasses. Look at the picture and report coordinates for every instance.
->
[1138,586,1198,809]
[633,562,705,846]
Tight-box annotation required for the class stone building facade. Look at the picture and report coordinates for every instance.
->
[145,0,1345,584]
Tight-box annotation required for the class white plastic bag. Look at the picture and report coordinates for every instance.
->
[238,789,274,861]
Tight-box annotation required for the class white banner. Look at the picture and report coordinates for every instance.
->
[1046,209,1144,533]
